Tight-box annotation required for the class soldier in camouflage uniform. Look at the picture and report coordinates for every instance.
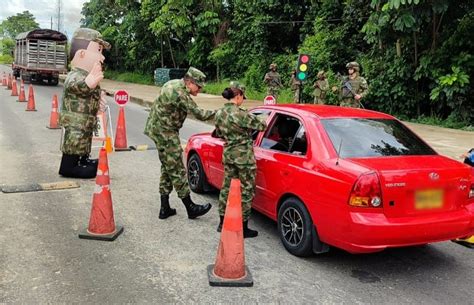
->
[289,70,302,103]
[313,70,329,104]
[339,61,368,108]
[214,81,267,238]
[144,67,215,220]
[264,63,283,101]
[59,28,110,179]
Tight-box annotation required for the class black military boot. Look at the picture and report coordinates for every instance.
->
[59,154,97,179]
[59,154,80,177]
[181,195,212,219]
[159,194,176,219]
[217,215,224,232]
[243,220,258,238]
[79,154,98,166]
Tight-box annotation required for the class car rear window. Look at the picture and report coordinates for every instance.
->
[321,118,437,158]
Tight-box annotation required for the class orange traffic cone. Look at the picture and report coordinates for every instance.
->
[17,80,26,102]
[46,94,61,129]
[6,74,12,90]
[207,178,253,287]
[10,78,18,96]
[78,148,123,241]
[26,85,37,111]
[114,106,131,151]
[105,136,113,153]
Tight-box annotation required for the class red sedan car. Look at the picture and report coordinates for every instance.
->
[185,105,474,256]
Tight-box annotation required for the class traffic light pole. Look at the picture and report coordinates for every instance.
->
[298,83,303,104]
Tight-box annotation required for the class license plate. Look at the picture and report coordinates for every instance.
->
[415,189,443,210]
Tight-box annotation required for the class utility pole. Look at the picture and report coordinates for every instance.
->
[56,0,63,33]
[50,17,53,30]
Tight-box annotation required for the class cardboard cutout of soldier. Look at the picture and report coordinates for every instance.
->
[58,28,110,179]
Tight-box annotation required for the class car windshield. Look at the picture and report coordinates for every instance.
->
[321,118,437,158]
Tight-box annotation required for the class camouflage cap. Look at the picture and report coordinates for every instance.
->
[346,61,360,72]
[185,67,206,87]
[230,81,247,99]
[269,63,277,69]
[72,28,111,50]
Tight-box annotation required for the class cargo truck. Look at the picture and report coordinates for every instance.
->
[12,29,67,86]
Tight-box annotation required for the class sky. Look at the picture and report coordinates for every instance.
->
[0,0,88,39]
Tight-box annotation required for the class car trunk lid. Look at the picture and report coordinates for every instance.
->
[349,156,472,217]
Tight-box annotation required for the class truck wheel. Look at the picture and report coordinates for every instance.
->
[50,78,59,86]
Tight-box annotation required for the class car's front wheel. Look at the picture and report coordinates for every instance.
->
[187,153,207,193]
[278,197,314,257]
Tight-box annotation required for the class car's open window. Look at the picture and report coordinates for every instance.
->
[289,126,307,155]
[321,118,437,158]
[260,113,305,155]
[249,110,271,141]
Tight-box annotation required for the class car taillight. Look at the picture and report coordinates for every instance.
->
[349,172,383,208]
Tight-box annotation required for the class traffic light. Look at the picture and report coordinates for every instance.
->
[296,54,310,81]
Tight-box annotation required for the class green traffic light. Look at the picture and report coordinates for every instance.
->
[297,72,306,80]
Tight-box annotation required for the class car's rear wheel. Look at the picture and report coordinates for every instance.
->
[278,197,314,257]
[187,153,207,193]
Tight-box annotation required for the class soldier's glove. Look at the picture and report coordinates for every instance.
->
[99,90,107,112]
[85,62,104,89]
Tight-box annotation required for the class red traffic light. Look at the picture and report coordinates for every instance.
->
[300,55,309,64]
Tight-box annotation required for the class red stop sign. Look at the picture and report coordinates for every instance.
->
[264,95,276,105]
[114,90,129,106]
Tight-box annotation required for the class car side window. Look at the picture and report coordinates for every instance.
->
[249,110,271,141]
[289,126,307,155]
[260,114,304,154]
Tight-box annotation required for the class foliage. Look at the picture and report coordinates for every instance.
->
[0,11,39,39]
[0,54,13,64]
[104,70,154,85]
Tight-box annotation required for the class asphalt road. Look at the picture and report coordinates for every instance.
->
[1,65,473,304]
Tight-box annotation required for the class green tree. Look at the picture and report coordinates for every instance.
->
[0,11,39,39]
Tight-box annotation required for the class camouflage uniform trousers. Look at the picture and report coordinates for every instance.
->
[267,87,280,100]
[313,96,325,104]
[150,131,190,198]
[218,163,257,222]
[313,96,326,105]
[340,98,361,108]
[292,88,300,103]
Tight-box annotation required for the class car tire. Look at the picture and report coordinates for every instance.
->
[187,153,207,193]
[278,197,314,257]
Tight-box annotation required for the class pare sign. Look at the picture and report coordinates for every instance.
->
[114,90,129,106]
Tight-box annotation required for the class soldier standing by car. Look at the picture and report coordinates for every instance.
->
[58,28,110,179]
[289,69,302,103]
[264,63,283,101]
[339,61,368,108]
[313,70,329,104]
[214,81,267,238]
[144,67,215,220]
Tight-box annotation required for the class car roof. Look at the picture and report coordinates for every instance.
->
[253,104,396,120]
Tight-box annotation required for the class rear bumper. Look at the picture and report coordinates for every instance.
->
[335,203,474,253]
